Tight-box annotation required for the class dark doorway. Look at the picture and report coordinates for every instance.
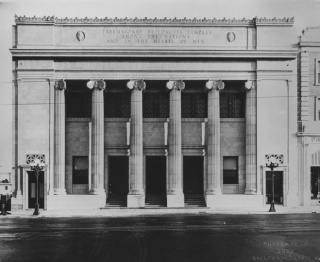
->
[109,156,129,195]
[266,171,283,204]
[28,171,44,209]
[311,166,320,199]
[183,156,204,194]
[146,156,166,194]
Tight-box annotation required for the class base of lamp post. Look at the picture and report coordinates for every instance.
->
[269,202,276,212]
[33,204,40,215]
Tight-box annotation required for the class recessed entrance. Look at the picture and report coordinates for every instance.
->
[108,156,129,195]
[27,171,44,209]
[266,171,283,204]
[183,156,204,194]
[311,166,320,199]
[146,156,166,194]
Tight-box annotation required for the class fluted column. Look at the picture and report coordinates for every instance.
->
[166,80,185,207]
[54,80,67,195]
[245,80,257,194]
[88,80,106,195]
[206,81,224,206]
[127,80,145,207]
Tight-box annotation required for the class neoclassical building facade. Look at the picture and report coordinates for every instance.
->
[10,16,300,210]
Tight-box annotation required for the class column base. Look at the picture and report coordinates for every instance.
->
[89,188,106,195]
[127,194,145,208]
[245,189,257,195]
[167,194,184,207]
[54,188,67,195]
[15,190,22,198]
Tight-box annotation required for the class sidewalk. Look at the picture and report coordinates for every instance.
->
[1,205,319,218]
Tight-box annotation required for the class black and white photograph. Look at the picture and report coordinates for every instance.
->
[0,0,320,261]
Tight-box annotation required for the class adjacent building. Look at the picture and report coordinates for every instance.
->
[10,16,301,210]
[298,26,320,207]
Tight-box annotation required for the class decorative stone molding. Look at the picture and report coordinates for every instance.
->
[54,80,66,90]
[15,15,294,25]
[226,32,236,42]
[265,154,284,165]
[26,154,45,164]
[245,80,255,91]
[166,80,185,91]
[76,31,85,41]
[255,17,294,24]
[15,15,54,23]
[87,80,106,90]
[127,80,146,91]
[205,80,225,91]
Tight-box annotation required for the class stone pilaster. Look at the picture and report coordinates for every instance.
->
[89,80,106,195]
[245,80,257,194]
[205,80,224,207]
[127,80,146,207]
[54,80,67,195]
[166,80,185,207]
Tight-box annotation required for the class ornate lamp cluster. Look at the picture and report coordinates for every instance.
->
[265,156,280,212]
[30,159,45,215]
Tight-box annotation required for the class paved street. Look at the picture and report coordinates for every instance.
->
[0,214,320,262]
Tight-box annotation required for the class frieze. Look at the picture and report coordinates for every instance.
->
[15,15,294,25]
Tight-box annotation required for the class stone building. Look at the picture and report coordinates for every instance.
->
[298,26,320,207]
[10,16,299,210]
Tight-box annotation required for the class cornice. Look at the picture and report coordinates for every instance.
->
[14,15,294,26]
[10,49,299,59]
[297,132,320,137]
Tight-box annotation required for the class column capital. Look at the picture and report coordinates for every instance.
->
[54,80,66,90]
[245,80,256,91]
[166,80,185,91]
[87,80,106,91]
[127,80,146,91]
[205,80,224,91]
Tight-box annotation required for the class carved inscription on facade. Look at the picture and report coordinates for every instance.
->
[102,27,214,46]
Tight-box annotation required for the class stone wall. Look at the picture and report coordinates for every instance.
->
[220,120,246,194]
[65,119,90,194]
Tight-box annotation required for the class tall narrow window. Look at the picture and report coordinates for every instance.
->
[182,93,207,118]
[316,60,320,85]
[73,156,89,184]
[223,156,239,184]
[220,92,245,118]
[318,98,320,121]
[105,92,130,118]
[66,81,92,118]
[143,93,169,118]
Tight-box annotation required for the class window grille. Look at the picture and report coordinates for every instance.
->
[26,154,45,164]
[105,93,130,118]
[265,154,284,164]
[182,93,207,118]
[143,93,169,118]
[66,92,91,118]
[220,93,245,118]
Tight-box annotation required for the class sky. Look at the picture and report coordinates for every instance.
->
[0,0,319,173]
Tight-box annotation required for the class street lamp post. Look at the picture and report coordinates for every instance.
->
[265,157,279,212]
[30,159,44,215]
